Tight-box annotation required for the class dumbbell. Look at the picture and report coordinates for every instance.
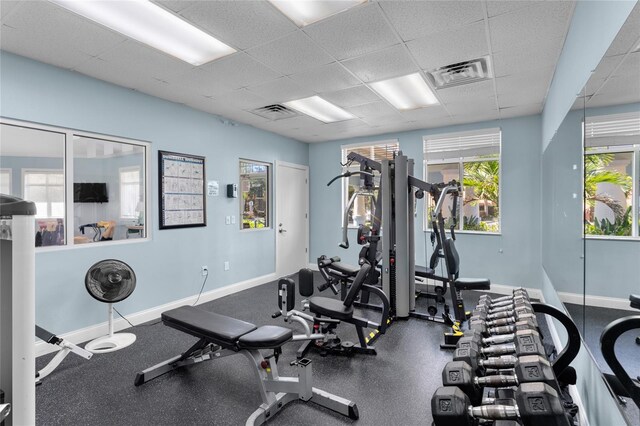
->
[478,289,529,306]
[458,329,546,358]
[442,355,559,404]
[469,311,538,333]
[475,297,531,315]
[471,304,534,323]
[469,316,539,338]
[432,383,571,426]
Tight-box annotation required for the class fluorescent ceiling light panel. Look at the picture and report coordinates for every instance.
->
[269,0,367,27]
[49,0,236,66]
[284,96,355,123]
[369,73,439,111]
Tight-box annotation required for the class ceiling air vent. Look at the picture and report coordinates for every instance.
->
[427,56,493,89]
[250,104,299,120]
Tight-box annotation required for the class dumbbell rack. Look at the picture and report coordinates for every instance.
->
[431,290,582,426]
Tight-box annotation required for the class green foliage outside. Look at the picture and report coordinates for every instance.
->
[462,160,500,232]
[584,153,632,236]
[463,215,500,232]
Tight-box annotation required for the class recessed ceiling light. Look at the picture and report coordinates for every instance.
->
[369,73,439,111]
[269,0,367,27]
[49,0,236,66]
[283,96,355,123]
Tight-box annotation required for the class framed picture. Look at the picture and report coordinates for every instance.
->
[158,150,206,229]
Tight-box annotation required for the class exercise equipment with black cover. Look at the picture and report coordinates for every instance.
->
[35,325,93,384]
[84,259,137,353]
[0,194,36,426]
[431,384,572,426]
[599,295,640,408]
[274,264,389,357]
[135,305,359,425]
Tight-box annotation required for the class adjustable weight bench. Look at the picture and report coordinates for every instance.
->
[134,305,359,425]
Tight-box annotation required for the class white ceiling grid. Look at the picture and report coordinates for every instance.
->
[0,0,582,142]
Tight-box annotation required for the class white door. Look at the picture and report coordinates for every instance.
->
[276,162,309,277]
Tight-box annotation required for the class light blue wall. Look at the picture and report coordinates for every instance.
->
[309,115,542,289]
[0,51,308,334]
[541,0,637,148]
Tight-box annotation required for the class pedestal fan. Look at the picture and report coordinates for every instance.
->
[84,259,137,354]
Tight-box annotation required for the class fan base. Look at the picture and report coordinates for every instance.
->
[85,332,136,354]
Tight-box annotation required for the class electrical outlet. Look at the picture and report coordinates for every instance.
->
[225,216,231,225]
[231,215,236,224]
[201,266,208,276]
[224,261,230,271]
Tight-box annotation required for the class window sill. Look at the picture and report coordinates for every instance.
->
[584,235,640,242]
[240,227,272,232]
[423,230,502,236]
[35,236,150,252]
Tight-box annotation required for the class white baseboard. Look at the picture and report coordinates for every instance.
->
[307,263,318,271]
[36,272,276,357]
[558,291,635,311]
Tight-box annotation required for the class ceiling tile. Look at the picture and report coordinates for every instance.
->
[346,100,400,118]
[406,22,489,71]
[74,57,157,90]
[489,1,573,53]
[447,99,498,116]
[211,89,269,110]
[194,53,281,94]
[319,85,380,107]
[496,70,552,107]
[178,0,297,50]
[154,1,197,13]
[379,0,484,42]
[613,51,640,79]
[485,1,544,18]
[450,109,500,124]
[86,40,194,81]
[492,41,563,77]
[246,77,315,104]
[499,102,543,118]
[0,0,21,20]
[1,1,126,67]
[303,3,398,60]
[289,62,360,93]
[361,114,405,126]
[588,55,625,85]
[341,44,418,82]
[435,80,496,105]
[246,31,334,75]
[132,78,207,105]
[163,68,222,97]
[400,106,451,122]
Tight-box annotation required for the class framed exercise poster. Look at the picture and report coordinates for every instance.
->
[159,150,206,229]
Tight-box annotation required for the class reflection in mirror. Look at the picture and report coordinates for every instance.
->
[73,135,146,244]
[563,5,640,423]
[0,123,66,246]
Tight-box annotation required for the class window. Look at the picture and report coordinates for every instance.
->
[120,166,142,220]
[584,112,640,237]
[341,140,398,228]
[424,128,501,233]
[240,159,270,229]
[0,169,11,194]
[0,119,149,248]
[23,170,65,219]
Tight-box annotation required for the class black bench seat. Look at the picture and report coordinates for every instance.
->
[415,265,435,278]
[162,306,291,349]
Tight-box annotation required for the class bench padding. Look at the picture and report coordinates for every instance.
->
[415,265,435,278]
[326,262,359,277]
[308,297,354,321]
[162,306,257,345]
[630,294,639,310]
[238,326,293,349]
[454,278,491,291]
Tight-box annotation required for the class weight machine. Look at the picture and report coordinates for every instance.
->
[325,151,490,343]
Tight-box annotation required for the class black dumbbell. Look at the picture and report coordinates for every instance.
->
[442,355,559,404]
[431,383,571,426]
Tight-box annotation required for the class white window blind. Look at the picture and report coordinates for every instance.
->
[120,167,141,219]
[342,140,399,162]
[23,170,64,218]
[585,112,640,148]
[0,169,11,195]
[424,128,501,161]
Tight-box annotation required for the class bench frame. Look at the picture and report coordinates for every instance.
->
[134,314,359,425]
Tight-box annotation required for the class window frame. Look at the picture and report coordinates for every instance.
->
[340,139,399,229]
[0,117,151,250]
[423,129,502,235]
[583,143,639,240]
[239,158,271,231]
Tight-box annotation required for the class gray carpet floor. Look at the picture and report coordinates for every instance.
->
[35,275,555,425]
[565,303,639,426]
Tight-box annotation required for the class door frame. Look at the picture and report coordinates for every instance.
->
[275,160,309,277]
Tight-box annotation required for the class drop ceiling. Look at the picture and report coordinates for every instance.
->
[0,0,579,143]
